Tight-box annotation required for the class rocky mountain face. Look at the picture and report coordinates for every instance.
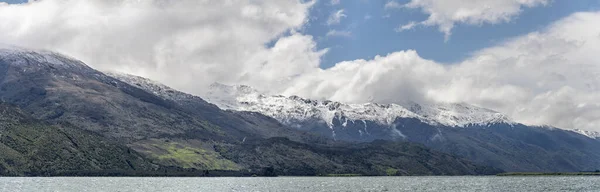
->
[204,83,600,172]
[0,48,499,176]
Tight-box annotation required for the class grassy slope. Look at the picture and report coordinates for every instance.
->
[130,139,240,171]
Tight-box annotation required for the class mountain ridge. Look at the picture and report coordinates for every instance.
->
[0,47,501,176]
[205,83,514,129]
[110,72,600,172]
[204,82,600,140]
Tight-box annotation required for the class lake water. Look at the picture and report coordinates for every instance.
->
[1,176,599,192]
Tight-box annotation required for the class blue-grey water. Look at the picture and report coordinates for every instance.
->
[1,176,599,192]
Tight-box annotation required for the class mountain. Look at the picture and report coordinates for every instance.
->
[109,72,499,176]
[106,72,324,144]
[205,83,513,131]
[0,47,313,143]
[0,48,217,141]
[0,47,499,176]
[574,129,600,140]
[216,137,500,176]
[205,83,512,140]
[0,103,156,176]
[204,83,600,172]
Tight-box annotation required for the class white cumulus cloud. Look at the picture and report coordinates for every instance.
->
[396,0,549,40]
[283,11,600,132]
[0,0,322,94]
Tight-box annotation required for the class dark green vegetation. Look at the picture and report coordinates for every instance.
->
[425,124,600,172]
[216,138,501,176]
[0,104,155,176]
[294,116,600,172]
[0,49,500,176]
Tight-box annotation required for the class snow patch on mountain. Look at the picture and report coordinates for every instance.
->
[108,73,600,141]
[0,47,86,70]
[574,129,600,139]
[205,83,514,128]
[107,72,199,103]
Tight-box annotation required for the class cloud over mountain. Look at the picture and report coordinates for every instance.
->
[0,0,322,93]
[283,11,600,131]
[1,1,600,132]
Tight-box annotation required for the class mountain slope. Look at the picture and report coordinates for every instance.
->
[0,48,294,143]
[216,137,501,176]
[110,72,500,175]
[0,103,155,176]
[107,72,325,144]
[204,83,600,172]
[0,48,500,176]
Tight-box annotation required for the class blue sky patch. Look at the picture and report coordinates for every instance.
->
[302,0,600,68]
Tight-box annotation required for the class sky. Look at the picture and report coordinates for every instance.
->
[1,0,600,132]
[305,0,600,67]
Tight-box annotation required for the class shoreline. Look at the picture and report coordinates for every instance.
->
[498,172,600,176]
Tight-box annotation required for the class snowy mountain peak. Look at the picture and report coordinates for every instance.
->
[108,72,205,104]
[204,83,514,128]
[0,47,88,70]
[110,74,600,142]
[574,129,600,139]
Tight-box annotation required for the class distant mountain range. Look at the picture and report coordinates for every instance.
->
[0,47,500,176]
[1,47,599,176]
[204,83,513,135]
[199,78,600,172]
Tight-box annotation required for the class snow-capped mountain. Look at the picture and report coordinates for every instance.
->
[107,72,202,104]
[106,73,600,143]
[4,47,600,174]
[574,129,600,139]
[0,47,92,71]
[204,83,513,129]
[107,72,600,172]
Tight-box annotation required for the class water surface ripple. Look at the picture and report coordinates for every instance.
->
[1,176,599,192]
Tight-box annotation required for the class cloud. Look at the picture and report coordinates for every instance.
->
[330,0,340,5]
[282,11,600,132]
[1,1,600,132]
[396,21,417,32]
[384,1,402,9]
[397,0,549,40]
[327,9,347,25]
[326,30,352,37]
[0,0,321,94]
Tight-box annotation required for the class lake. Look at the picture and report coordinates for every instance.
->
[1,176,599,192]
